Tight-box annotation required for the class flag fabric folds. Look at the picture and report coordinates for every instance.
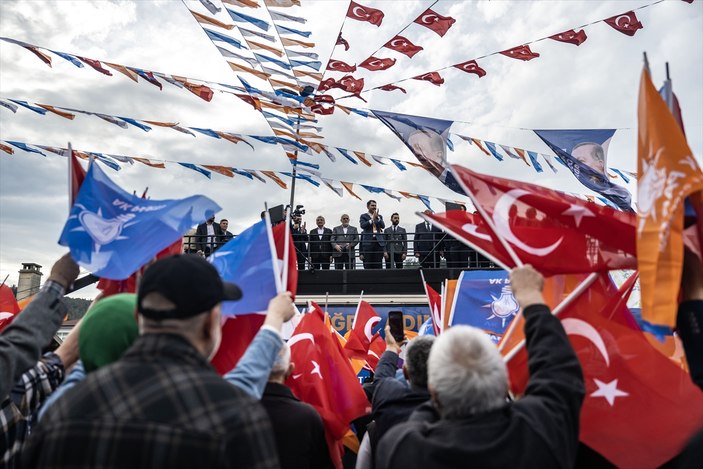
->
[413,71,444,86]
[500,45,540,61]
[343,300,381,359]
[383,35,423,58]
[637,67,703,327]
[346,1,384,27]
[326,59,356,72]
[604,11,643,36]
[453,59,486,77]
[549,29,588,46]
[359,56,396,71]
[413,8,456,37]
[0,284,21,332]
[59,162,220,279]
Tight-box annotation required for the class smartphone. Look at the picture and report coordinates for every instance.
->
[388,310,405,342]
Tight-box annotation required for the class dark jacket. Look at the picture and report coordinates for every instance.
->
[359,212,386,248]
[261,382,332,469]
[23,334,279,469]
[413,222,443,255]
[308,227,333,257]
[375,304,585,469]
[195,221,223,253]
[383,225,407,256]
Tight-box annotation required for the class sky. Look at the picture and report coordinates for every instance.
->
[0,0,701,298]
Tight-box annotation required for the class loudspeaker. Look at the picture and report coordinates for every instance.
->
[268,204,286,224]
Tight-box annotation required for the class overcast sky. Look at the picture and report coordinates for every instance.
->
[0,0,701,298]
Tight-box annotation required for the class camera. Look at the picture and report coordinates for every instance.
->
[292,204,305,217]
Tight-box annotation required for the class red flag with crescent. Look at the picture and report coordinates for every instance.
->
[378,83,407,93]
[343,300,381,359]
[0,284,20,332]
[336,32,350,51]
[453,59,486,77]
[327,59,356,72]
[500,45,540,61]
[413,8,456,37]
[364,333,386,371]
[346,0,384,27]
[383,35,423,58]
[506,274,703,468]
[359,56,396,71]
[549,29,588,46]
[412,71,444,86]
[605,11,643,37]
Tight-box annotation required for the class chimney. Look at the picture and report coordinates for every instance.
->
[17,263,42,301]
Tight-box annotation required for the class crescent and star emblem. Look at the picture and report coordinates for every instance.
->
[352,6,367,18]
[363,316,381,342]
[421,13,438,24]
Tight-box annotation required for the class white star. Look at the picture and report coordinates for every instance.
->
[590,378,628,406]
[562,204,595,228]
[310,360,322,379]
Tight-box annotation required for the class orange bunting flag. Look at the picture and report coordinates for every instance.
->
[341,182,362,200]
[470,138,491,156]
[25,45,53,67]
[132,157,166,169]
[248,40,285,57]
[352,151,372,167]
[637,67,703,327]
[36,104,75,120]
[235,94,262,111]
[264,0,300,7]
[261,171,288,189]
[269,77,301,91]
[227,62,271,80]
[105,62,139,81]
[0,143,14,155]
[224,0,261,7]
[281,37,315,49]
[293,69,323,81]
[215,132,252,148]
[398,191,419,199]
[190,10,235,29]
[202,165,234,177]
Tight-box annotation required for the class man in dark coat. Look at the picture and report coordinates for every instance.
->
[375,265,585,469]
[261,343,333,469]
[359,200,385,269]
[383,213,407,269]
[195,212,223,255]
[308,216,332,270]
[413,212,444,268]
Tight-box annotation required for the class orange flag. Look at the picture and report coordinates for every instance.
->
[261,171,288,189]
[105,62,139,81]
[0,143,13,155]
[202,165,234,177]
[352,151,373,167]
[248,40,284,57]
[281,37,315,49]
[189,9,235,29]
[37,104,75,120]
[293,69,323,81]
[637,67,703,327]
[470,138,491,156]
[133,157,166,169]
[227,62,271,81]
[340,182,362,200]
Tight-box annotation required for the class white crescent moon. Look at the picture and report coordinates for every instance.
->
[390,38,405,48]
[421,13,437,24]
[0,312,14,321]
[288,332,315,348]
[363,316,381,342]
[562,318,610,366]
[493,189,563,256]
[353,6,367,17]
[461,223,492,241]
[432,305,441,332]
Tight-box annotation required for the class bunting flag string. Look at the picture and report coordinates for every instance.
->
[333,0,675,99]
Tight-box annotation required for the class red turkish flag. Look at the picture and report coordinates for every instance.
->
[0,284,20,332]
[549,29,588,46]
[326,59,356,73]
[336,32,350,51]
[346,0,384,27]
[412,71,444,86]
[453,59,486,77]
[339,75,365,93]
[310,103,335,115]
[500,44,540,61]
[69,150,86,205]
[364,333,386,371]
[286,313,371,466]
[604,11,643,37]
[272,222,298,296]
[343,300,381,359]
[359,56,396,71]
[507,274,703,468]
[378,83,406,93]
[423,282,443,335]
[383,35,423,58]
[413,8,456,37]
[77,56,113,75]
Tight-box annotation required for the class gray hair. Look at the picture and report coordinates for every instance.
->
[428,326,508,418]
[572,142,605,163]
[404,335,435,389]
[270,342,291,377]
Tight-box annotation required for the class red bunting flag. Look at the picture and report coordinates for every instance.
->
[378,84,407,93]
[77,56,113,75]
[0,284,21,332]
[346,1,384,27]
[69,150,86,205]
[364,333,386,371]
[453,59,486,77]
[413,8,456,37]
[383,35,423,58]
[326,59,356,73]
[413,71,444,86]
[343,300,381,360]
[359,56,396,71]
[604,11,643,37]
[338,75,365,93]
[500,45,540,61]
[336,32,350,51]
[549,29,588,46]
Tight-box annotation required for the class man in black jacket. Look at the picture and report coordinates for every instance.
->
[261,343,332,469]
[195,213,223,255]
[376,265,585,469]
[414,212,444,269]
[308,216,332,270]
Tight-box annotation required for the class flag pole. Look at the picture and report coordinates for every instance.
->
[0,274,9,288]
[502,272,600,362]
[351,290,364,330]
[282,203,291,292]
[67,142,73,212]
[325,291,329,314]
[263,203,283,293]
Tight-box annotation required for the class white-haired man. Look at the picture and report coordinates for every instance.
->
[375,265,585,468]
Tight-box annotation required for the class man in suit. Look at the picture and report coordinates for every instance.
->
[383,213,407,269]
[359,200,385,269]
[290,213,308,270]
[195,212,223,256]
[414,211,444,269]
[331,214,359,270]
[218,219,234,249]
[308,216,332,270]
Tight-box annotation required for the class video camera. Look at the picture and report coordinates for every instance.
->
[291,204,305,217]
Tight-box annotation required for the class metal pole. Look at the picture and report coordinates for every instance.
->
[288,115,302,212]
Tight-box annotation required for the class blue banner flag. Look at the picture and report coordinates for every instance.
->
[204,29,244,49]
[226,8,270,31]
[526,150,543,172]
[372,109,463,195]
[449,270,518,344]
[534,129,633,211]
[59,162,220,279]
[209,220,278,315]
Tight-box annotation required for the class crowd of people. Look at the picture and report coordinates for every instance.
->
[184,200,493,271]
[1,246,701,468]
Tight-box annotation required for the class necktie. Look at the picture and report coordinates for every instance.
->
[425,222,430,231]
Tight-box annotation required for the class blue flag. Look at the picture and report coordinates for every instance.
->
[449,270,518,344]
[209,220,278,315]
[534,129,633,211]
[226,8,270,31]
[59,162,220,279]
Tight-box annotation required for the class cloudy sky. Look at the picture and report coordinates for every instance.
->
[0,0,701,298]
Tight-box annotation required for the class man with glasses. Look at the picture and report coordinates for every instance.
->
[331,214,359,270]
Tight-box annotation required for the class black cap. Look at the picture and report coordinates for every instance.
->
[137,254,242,320]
